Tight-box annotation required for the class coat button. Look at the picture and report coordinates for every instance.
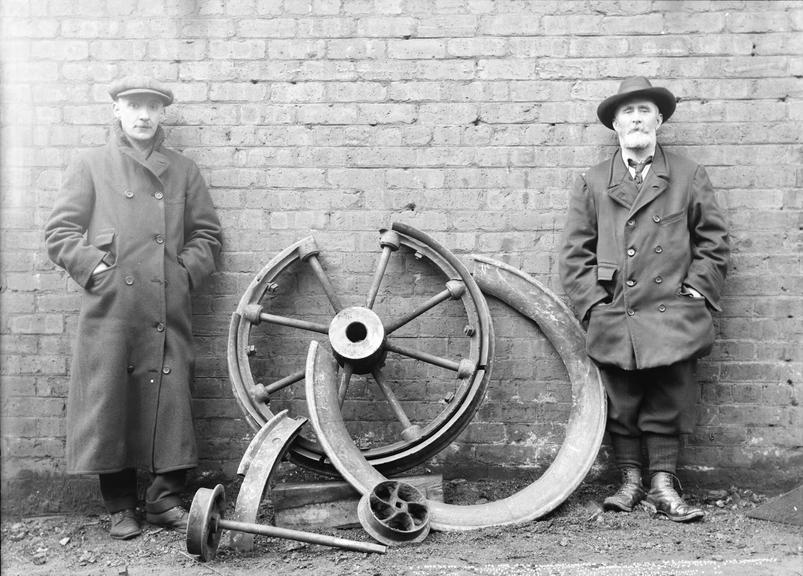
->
[627,309,635,316]
[124,275,134,285]
[155,234,165,244]
[127,364,135,373]
[655,245,663,253]
[154,191,164,200]
[626,219,636,227]
[653,215,662,223]
[162,366,171,374]
[156,322,165,332]
[658,304,667,312]
[124,189,134,198]
[655,276,663,284]
[626,279,637,287]
[627,248,636,257]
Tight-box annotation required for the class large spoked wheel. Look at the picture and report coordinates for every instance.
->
[228,222,494,476]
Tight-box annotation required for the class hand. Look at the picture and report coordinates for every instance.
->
[683,285,703,299]
[91,261,110,276]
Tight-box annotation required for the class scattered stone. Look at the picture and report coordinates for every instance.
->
[31,547,48,565]
[59,536,71,546]
[77,550,97,566]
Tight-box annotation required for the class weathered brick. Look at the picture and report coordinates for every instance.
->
[387,38,447,59]
[356,16,416,37]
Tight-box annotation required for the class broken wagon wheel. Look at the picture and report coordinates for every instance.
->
[186,484,386,562]
[228,222,494,476]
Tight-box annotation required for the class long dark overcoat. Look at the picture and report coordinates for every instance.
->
[45,124,222,475]
[560,145,729,370]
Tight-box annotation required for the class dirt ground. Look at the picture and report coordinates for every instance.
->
[2,479,801,576]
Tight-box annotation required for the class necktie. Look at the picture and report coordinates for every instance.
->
[627,156,653,187]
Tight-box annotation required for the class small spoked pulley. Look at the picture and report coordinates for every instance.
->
[357,480,431,545]
[228,222,494,476]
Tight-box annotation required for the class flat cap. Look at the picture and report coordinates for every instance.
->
[109,75,174,106]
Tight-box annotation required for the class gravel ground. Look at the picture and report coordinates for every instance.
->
[2,480,801,576]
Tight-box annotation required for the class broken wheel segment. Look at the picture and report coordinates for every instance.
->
[186,484,386,562]
[228,222,494,476]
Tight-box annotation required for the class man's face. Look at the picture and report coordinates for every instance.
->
[612,98,662,151]
[113,94,165,144]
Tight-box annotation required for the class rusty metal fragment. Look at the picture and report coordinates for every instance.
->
[231,410,306,552]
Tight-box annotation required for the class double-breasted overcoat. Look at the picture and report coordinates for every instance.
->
[45,123,222,474]
[560,145,729,370]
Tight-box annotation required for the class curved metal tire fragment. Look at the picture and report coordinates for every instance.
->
[232,410,307,552]
[305,256,606,531]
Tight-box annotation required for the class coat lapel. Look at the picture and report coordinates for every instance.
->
[113,122,170,183]
[605,150,640,209]
[628,145,670,217]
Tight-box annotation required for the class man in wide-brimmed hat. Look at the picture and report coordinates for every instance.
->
[45,76,222,540]
[560,77,730,522]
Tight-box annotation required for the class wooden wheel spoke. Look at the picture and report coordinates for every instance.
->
[253,369,306,402]
[365,246,394,309]
[371,369,416,433]
[260,312,329,334]
[305,254,344,313]
[337,362,354,406]
[384,341,461,372]
[384,289,451,334]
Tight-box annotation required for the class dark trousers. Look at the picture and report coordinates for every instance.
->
[99,468,187,514]
[601,359,698,475]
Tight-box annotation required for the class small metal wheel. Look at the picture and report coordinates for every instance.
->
[357,480,430,546]
[228,222,494,476]
[187,484,226,562]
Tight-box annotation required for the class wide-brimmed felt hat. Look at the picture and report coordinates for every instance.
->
[109,76,174,106]
[597,76,676,130]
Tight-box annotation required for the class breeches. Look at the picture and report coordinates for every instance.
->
[601,359,698,437]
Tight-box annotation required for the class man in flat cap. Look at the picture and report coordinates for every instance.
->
[560,77,729,522]
[45,76,222,539]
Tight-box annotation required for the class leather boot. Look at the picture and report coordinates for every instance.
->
[646,472,705,522]
[603,467,645,512]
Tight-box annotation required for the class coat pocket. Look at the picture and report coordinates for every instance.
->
[658,210,685,226]
[94,229,116,250]
[597,262,617,282]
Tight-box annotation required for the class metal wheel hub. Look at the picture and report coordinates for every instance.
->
[328,306,386,374]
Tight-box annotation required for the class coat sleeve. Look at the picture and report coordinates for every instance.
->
[559,173,610,321]
[178,161,222,290]
[44,155,105,289]
[684,165,729,311]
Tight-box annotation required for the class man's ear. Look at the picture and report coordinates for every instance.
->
[656,112,663,128]
[112,101,121,119]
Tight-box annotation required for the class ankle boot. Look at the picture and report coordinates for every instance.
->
[603,467,645,512]
[646,472,705,522]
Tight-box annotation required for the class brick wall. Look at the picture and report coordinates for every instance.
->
[2,0,801,509]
